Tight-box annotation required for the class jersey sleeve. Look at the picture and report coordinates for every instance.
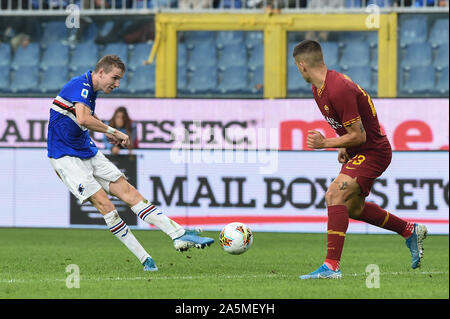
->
[331,80,361,128]
[66,80,94,111]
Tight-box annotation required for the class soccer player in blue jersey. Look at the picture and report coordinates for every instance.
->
[47,55,214,271]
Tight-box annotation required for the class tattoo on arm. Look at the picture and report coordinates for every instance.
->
[339,182,348,190]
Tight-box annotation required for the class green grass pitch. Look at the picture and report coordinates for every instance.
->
[0,228,448,299]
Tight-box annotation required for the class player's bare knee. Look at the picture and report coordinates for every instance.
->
[325,187,345,206]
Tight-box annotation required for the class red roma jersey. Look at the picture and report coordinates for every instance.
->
[312,69,390,157]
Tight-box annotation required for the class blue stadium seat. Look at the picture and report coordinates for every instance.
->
[339,32,366,46]
[186,65,217,94]
[217,65,248,94]
[321,42,339,67]
[344,66,373,93]
[401,42,433,71]
[433,44,449,71]
[400,65,435,94]
[70,42,98,72]
[11,43,40,70]
[339,42,370,69]
[328,65,341,73]
[366,31,378,48]
[0,66,10,93]
[184,31,216,48]
[218,43,247,70]
[177,66,187,93]
[129,43,152,71]
[371,48,378,71]
[429,19,449,48]
[97,21,115,39]
[216,31,245,48]
[103,43,129,63]
[248,66,263,94]
[399,15,428,48]
[127,65,155,94]
[178,43,187,67]
[40,43,69,70]
[434,66,449,95]
[0,43,11,68]
[81,22,98,43]
[288,42,297,62]
[248,43,264,71]
[245,31,263,50]
[40,66,68,93]
[40,21,69,46]
[10,66,40,93]
[187,42,217,69]
[287,64,311,93]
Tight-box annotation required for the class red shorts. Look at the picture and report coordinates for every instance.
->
[340,147,392,197]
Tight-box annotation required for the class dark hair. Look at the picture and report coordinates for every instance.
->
[94,54,126,74]
[292,40,324,67]
[109,106,133,150]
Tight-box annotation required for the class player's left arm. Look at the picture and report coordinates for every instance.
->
[307,120,366,149]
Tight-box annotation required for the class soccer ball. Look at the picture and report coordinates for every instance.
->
[219,222,253,255]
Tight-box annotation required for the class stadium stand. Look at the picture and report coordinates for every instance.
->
[186,65,217,94]
[40,65,69,93]
[0,65,10,93]
[400,65,436,94]
[0,43,11,68]
[40,42,70,70]
[10,65,40,93]
[0,1,448,97]
[10,42,40,70]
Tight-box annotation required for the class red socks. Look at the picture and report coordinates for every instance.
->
[359,202,414,239]
[323,203,414,272]
[325,205,349,271]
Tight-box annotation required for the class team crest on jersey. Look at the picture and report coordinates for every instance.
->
[78,184,85,195]
[324,105,330,113]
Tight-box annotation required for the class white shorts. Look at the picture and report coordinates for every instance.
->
[49,151,125,203]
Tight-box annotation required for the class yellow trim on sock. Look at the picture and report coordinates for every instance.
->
[327,230,346,237]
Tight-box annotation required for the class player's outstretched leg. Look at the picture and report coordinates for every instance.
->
[358,202,428,269]
[110,177,214,252]
[131,199,214,252]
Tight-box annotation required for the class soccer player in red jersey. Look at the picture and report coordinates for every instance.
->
[292,40,428,279]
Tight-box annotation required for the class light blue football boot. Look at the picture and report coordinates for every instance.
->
[173,230,214,252]
[405,224,428,269]
[299,264,342,279]
[142,257,158,272]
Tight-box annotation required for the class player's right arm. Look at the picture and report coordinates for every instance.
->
[75,102,130,148]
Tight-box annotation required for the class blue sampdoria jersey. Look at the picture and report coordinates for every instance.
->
[47,71,99,159]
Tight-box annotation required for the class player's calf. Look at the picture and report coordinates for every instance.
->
[103,209,154,269]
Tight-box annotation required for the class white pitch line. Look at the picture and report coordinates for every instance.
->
[0,271,448,284]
